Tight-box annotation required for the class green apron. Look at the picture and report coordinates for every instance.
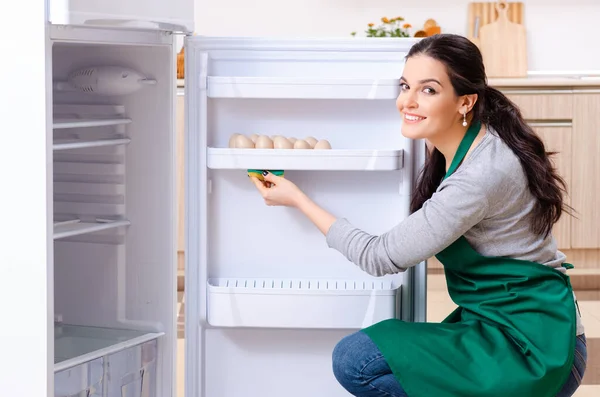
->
[362,121,577,397]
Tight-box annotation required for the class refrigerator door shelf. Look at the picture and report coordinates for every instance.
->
[48,0,194,33]
[207,76,401,100]
[207,148,404,171]
[206,277,400,329]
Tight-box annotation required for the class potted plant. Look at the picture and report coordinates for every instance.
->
[351,17,412,38]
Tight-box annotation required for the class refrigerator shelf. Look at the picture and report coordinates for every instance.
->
[53,137,131,151]
[53,117,132,130]
[54,218,131,239]
[207,148,404,171]
[207,277,400,329]
[207,76,400,99]
[54,323,163,372]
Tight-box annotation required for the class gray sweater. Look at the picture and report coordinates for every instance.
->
[326,128,584,335]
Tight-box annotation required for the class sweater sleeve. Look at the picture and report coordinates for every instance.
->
[325,173,491,276]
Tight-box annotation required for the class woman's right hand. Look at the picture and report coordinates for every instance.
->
[249,171,307,208]
[250,171,338,236]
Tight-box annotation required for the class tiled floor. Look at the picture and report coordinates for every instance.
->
[175,276,600,397]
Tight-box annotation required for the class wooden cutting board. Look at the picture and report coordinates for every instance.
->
[478,1,527,77]
[468,1,523,43]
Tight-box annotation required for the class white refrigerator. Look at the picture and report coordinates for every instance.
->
[1,0,427,396]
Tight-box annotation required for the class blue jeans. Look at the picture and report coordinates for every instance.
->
[332,330,587,397]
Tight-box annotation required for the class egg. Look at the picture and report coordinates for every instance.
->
[293,139,311,149]
[305,136,318,148]
[235,134,255,148]
[314,139,332,149]
[228,133,241,148]
[255,135,274,149]
[273,136,293,149]
[288,137,297,144]
[249,133,260,143]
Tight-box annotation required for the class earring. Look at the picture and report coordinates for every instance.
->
[462,112,468,127]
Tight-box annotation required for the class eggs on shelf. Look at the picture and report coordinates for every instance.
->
[255,135,274,149]
[273,136,293,149]
[293,139,311,149]
[234,134,255,148]
[228,133,332,150]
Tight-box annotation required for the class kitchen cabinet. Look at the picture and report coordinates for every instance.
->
[506,92,573,120]
[503,89,600,252]
[571,93,600,249]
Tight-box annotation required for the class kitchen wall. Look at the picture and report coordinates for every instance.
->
[181,0,599,73]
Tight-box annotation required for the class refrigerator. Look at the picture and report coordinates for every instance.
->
[1,0,427,395]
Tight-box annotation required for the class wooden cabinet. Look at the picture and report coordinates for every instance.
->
[571,93,600,248]
[507,92,573,120]
[504,89,600,252]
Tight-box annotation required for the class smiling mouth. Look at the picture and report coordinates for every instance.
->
[403,113,427,123]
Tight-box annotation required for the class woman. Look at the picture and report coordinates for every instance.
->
[250,34,587,397]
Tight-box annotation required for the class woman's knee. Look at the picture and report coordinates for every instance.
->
[332,331,379,389]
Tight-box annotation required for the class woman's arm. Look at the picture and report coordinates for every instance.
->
[295,193,338,236]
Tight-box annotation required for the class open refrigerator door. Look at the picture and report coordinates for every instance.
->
[184,36,427,397]
[47,0,193,391]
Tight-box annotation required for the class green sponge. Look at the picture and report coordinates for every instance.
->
[247,169,284,181]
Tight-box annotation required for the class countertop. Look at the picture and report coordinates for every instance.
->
[488,74,600,88]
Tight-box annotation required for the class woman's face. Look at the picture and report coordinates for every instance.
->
[396,55,464,141]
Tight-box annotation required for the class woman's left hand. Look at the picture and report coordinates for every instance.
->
[249,171,307,208]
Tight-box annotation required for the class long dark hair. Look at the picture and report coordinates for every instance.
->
[408,34,572,237]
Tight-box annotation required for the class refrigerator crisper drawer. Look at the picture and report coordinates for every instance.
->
[207,278,400,329]
[54,324,162,397]
[55,357,104,397]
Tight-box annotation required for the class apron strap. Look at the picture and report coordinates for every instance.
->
[444,120,482,180]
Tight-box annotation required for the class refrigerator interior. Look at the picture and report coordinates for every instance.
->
[50,31,176,397]
[185,37,425,397]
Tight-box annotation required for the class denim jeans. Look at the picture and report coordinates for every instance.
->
[332,330,587,397]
